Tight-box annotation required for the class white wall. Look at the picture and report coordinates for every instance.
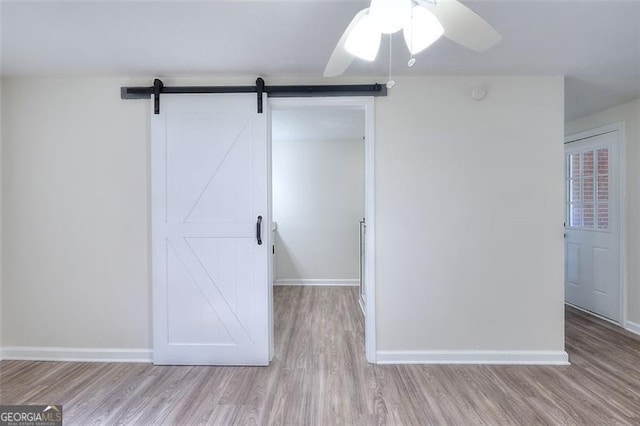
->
[1,78,150,349]
[1,75,566,359]
[0,76,3,352]
[565,97,640,327]
[0,4,4,353]
[272,138,363,282]
[376,76,565,352]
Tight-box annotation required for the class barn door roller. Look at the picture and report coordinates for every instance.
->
[121,77,387,115]
[153,78,163,115]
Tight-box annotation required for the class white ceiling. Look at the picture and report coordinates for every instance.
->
[1,0,639,121]
[272,108,365,141]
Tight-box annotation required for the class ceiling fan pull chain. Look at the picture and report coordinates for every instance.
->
[387,34,396,89]
[407,5,416,68]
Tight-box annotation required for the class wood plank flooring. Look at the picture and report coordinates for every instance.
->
[1,286,639,425]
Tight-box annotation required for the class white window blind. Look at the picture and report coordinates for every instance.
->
[567,148,609,230]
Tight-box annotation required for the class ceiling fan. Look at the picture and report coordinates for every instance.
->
[323,0,502,77]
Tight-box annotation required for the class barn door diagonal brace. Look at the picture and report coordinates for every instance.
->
[121,77,387,115]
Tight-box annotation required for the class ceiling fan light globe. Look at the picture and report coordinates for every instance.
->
[344,14,382,61]
[403,5,444,55]
[369,0,412,34]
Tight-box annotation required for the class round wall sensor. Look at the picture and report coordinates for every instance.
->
[386,80,396,89]
[471,87,487,100]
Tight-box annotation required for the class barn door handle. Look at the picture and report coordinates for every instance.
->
[256,215,263,245]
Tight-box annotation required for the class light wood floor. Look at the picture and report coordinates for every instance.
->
[1,286,640,425]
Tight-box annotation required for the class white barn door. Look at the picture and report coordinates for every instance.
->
[151,94,270,365]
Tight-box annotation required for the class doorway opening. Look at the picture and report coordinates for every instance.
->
[269,97,376,363]
[564,122,625,325]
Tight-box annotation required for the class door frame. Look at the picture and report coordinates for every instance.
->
[269,96,377,363]
[564,121,626,325]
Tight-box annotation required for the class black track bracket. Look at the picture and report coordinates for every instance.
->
[153,78,163,114]
[256,77,265,114]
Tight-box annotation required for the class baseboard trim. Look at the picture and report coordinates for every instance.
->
[1,346,152,363]
[625,320,640,336]
[274,279,359,287]
[376,350,570,365]
[565,302,621,326]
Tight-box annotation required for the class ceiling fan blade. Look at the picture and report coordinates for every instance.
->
[430,0,501,52]
[323,8,369,77]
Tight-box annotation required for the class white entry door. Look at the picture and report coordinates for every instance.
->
[151,94,270,365]
[565,130,620,322]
